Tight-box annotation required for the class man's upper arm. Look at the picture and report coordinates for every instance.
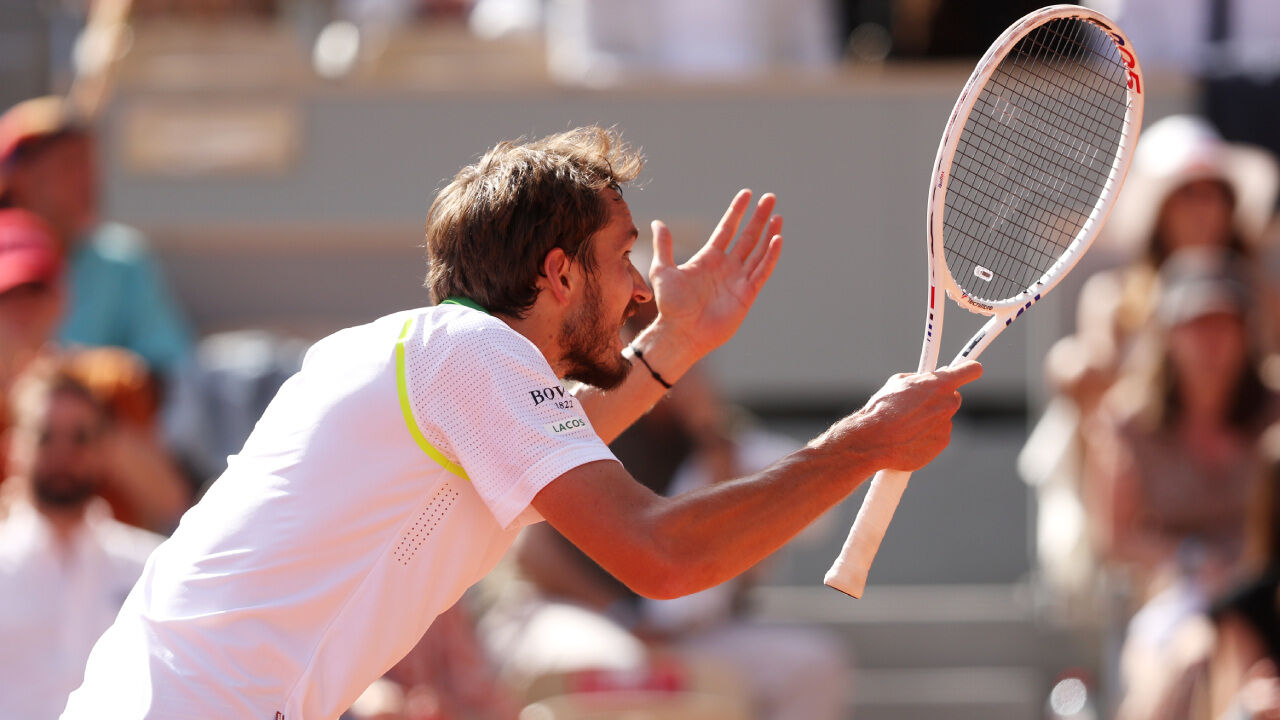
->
[531,459,670,597]
[413,318,615,527]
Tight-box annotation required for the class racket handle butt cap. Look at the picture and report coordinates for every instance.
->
[823,569,866,599]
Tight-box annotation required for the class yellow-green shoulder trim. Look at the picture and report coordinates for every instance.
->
[396,317,470,481]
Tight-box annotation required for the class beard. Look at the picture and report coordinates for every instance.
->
[559,277,637,391]
[32,471,100,510]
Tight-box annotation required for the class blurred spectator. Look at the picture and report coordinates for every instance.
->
[0,94,194,386]
[1023,115,1279,610]
[0,205,189,531]
[0,360,163,719]
[0,94,199,481]
[480,341,849,720]
[0,208,63,497]
[1049,115,1277,414]
[1105,422,1280,719]
[1096,249,1276,592]
[63,347,192,533]
[1090,249,1280,719]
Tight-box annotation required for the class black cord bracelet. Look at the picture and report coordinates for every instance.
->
[628,344,673,389]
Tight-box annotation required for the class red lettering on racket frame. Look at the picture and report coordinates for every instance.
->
[1108,31,1142,94]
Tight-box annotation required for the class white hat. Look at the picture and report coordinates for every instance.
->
[1104,115,1279,255]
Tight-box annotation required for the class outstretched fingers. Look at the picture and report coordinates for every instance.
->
[730,193,778,263]
[747,234,783,291]
[708,189,753,253]
[650,220,675,273]
[744,214,783,269]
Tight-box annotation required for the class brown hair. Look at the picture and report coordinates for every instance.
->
[1118,312,1271,436]
[1242,423,1280,571]
[9,356,106,435]
[1144,180,1249,267]
[423,126,643,318]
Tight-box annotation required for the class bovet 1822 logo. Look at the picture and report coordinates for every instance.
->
[530,385,575,410]
[546,417,589,435]
[530,385,566,406]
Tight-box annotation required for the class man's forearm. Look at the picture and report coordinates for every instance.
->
[541,361,977,601]
[638,439,878,597]
[538,435,880,602]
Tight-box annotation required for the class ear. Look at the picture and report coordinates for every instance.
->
[540,247,576,305]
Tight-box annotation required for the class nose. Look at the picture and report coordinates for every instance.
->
[630,263,653,305]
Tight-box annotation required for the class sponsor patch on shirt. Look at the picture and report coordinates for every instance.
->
[528,384,575,410]
[545,417,590,436]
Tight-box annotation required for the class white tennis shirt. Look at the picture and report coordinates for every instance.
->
[0,501,162,719]
[62,305,617,720]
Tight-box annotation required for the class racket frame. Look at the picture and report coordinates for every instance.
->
[926,3,1145,367]
[824,4,1144,598]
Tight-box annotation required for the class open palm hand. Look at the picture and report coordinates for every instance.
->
[648,190,784,357]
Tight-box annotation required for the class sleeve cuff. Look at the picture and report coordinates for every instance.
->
[486,443,619,528]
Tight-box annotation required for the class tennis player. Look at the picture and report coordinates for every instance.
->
[61,127,980,719]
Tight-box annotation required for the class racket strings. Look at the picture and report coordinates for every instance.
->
[947,20,1125,296]
[1017,22,1131,127]
[984,20,1126,238]
[943,17,1133,303]
[951,21,1121,288]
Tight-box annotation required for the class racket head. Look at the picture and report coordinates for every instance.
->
[927,4,1144,319]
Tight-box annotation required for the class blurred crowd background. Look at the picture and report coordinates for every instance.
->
[3,0,1280,719]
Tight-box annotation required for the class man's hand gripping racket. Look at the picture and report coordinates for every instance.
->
[824,4,1145,598]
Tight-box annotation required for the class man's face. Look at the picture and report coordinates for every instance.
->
[8,134,98,244]
[559,191,652,389]
[21,389,108,510]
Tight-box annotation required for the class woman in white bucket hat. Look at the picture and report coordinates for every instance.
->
[1047,114,1278,419]
[1107,115,1279,261]
[1022,116,1279,620]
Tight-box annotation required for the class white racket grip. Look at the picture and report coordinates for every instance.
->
[824,468,911,598]
[819,466,911,594]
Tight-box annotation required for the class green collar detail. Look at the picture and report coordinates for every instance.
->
[439,297,489,314]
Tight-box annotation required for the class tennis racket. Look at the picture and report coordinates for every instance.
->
[824,4,1144,598]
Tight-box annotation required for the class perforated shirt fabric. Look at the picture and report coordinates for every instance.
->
[62,305,617,720]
